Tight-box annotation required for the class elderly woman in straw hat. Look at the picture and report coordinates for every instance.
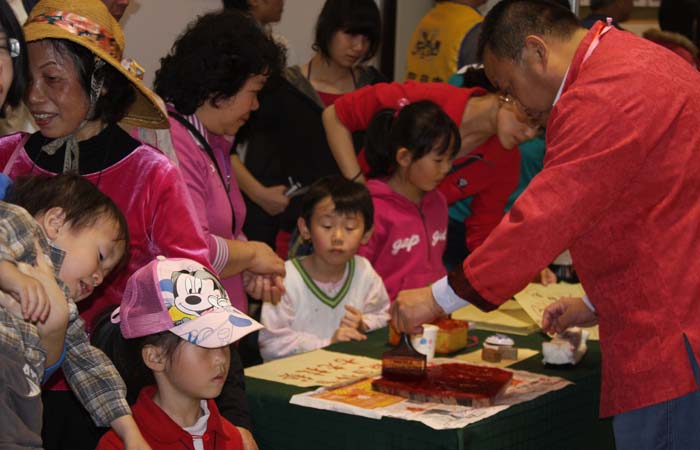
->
[0,0,220,449]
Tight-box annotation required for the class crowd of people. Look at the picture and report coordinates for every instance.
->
[0,0,698,449]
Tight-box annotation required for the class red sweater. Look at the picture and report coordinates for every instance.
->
[334,81,520,251]
[96,386,243,450]
[449,23,700,416]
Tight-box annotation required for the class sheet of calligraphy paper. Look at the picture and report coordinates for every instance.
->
[244,349,382,387]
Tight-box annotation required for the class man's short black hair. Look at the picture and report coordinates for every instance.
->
[478,0,581,61]
[313,0,381,63]
[300,175,374,232]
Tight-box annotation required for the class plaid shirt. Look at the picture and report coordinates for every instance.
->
[0,201,130,426]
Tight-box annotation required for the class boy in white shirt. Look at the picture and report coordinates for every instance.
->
[259,175,390,361]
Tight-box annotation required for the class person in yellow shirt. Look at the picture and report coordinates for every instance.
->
[405,0,487,83]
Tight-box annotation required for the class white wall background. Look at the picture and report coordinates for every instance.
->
[120,0,350,88]
[120,0,221,88]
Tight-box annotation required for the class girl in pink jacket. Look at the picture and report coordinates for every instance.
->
[358,100,460,301]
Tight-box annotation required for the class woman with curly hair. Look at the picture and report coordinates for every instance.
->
[150,10,287,317]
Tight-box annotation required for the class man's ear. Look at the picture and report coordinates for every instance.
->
[360,226,373,245]
[522,35,549,74]
[142,345,166,372]
[395,147,413,168]
[41,207,67,240]
[297,217,312,241]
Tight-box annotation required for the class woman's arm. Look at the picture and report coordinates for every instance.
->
[230,154,289,216]
[322,105,365,183]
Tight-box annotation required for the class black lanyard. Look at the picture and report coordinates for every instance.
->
[168,111,236,233]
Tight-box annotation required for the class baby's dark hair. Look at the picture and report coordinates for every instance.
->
[6,173,129,255]
[91,306,182,404]
[300,175,374,231]
[364,100,461,178]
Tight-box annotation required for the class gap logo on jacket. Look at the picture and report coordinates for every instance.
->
[359,179,448,301]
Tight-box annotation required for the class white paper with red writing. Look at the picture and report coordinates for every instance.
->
[244,349,382,387]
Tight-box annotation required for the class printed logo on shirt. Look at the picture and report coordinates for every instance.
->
[411,29,441,60]
[392,234,420,255]
[432,229,447,247]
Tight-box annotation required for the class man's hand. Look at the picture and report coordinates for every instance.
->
[331,326,367,343]
[391,286,445,334]
[0,260,50,323]
[236,426,259,450]
[542,296,598,334]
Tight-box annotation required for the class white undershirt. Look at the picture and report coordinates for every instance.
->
[182,400,210,450]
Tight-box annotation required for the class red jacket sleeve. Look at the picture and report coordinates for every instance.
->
[449,90,650,311]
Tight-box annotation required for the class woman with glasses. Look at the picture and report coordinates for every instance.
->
[323,67,539,259]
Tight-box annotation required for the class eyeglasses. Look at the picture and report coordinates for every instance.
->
[0,38,20,59]
[498,94,541,130]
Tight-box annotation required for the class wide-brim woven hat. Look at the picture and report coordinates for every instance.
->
[23,0,169,129]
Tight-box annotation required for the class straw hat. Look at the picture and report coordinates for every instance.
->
[23,0,168,129]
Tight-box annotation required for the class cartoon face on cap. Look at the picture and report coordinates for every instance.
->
[166,269,228,325]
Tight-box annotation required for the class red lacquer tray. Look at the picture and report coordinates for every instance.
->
[372,363,513,407]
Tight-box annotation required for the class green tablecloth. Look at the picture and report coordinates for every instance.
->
[245,328,615,450]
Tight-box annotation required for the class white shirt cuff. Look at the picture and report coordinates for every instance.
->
[581,294,596,313]
[431,276,470,314]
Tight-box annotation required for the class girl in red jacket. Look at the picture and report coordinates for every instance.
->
[357,100,460,300]
[94,257,263,450]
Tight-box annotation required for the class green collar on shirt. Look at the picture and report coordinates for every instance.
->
[292,257,355,308]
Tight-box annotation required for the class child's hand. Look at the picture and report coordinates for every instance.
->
[340,305,367,331]
[244,272,285,304]
[236,426,259,450]
[111,415,152,450]
[533,267,557,286]
[331,326,367,343]
[0,260,50,323]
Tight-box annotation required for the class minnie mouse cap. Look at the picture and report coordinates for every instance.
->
[112,256,262,348]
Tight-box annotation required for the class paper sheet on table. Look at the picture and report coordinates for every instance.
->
[244,349,382,387]
[513,283,599,340]
[455,348,540,368]
[290,359,573,430]
[452,299,539,335]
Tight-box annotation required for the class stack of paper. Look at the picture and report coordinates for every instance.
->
[452,299,539,336]
[451,283,599,340]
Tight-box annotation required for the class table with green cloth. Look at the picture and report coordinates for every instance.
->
[245,328,615,450]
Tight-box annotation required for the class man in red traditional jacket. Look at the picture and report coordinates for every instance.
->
[391,1,700,448]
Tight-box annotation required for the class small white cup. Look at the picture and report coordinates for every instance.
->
[410,324,439,361]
